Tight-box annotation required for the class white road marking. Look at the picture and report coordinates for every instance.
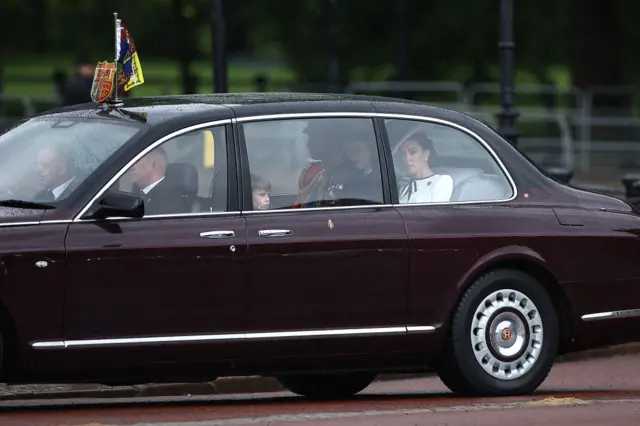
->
[108,397,640,426]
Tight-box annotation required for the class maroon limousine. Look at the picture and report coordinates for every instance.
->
[0,93,638,399]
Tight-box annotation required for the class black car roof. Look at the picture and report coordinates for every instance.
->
[36,92,467,126]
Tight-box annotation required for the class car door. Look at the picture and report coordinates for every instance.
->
[238,115,410,359]
[61,122,248,371]
[382,116,517,341]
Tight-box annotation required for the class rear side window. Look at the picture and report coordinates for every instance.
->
[385,118,514,204]
[242,117,384,210]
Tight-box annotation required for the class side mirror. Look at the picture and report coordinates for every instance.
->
[88,191,144,220]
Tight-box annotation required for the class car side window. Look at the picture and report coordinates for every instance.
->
[108,125,228,216]
[242,117,384,210]
[385,119,513,204]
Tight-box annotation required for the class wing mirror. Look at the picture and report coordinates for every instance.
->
[88,191,144,220]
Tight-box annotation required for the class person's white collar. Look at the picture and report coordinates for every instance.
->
[142,177,165,194]
[52,177,75,200]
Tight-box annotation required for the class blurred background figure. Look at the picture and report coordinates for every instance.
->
[62,54,94,106]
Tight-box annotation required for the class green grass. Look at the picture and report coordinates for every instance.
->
[3,54,580,115]
[2,54,297,98]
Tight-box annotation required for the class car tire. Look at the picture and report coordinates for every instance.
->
[277,372,376,399]
[437,268,559,397]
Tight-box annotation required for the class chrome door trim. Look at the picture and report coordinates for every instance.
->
[73,119,232,222]
[406,325,437,333]
[200,230,235,239]
[0,220,73,228]
[30,325,438,349]
[581,309,640,321]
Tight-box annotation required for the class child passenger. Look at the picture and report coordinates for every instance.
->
[251,174,271,210]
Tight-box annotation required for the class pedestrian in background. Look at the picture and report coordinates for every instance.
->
[62,54,94,106]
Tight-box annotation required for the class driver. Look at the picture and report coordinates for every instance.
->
[35,143,77,201]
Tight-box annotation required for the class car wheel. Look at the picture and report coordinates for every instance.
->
[277,372,376,399]
[437,269,559,396]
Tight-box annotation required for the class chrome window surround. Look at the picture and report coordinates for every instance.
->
[237,112,517,216]
[31,324,437,349]
[0,112,517,227]
[71,118,233,223]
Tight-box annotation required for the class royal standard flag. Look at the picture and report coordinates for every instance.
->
[116,19,144,93]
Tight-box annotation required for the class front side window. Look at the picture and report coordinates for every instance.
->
[107,125,228,216]
[0,117,144,207]
[385,119,514,204]
[242,117,384,210]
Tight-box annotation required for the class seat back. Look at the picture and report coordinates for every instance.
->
[452,174,511,201]
[165,162,203,212]
[166,163,198,196]
[433,166,510,202]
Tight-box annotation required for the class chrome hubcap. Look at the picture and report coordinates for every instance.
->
[470,289,544,381]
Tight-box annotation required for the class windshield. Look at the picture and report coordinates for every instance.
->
[0,117,144,205]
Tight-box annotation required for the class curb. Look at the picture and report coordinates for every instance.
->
[2,342,639,401]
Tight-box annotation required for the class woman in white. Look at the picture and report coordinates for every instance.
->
[398,132,453,203]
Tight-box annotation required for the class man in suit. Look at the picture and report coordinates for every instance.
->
[35,143,77,202]
[62,54,94,106]
[344,135,384,205]
[130,147,187,216]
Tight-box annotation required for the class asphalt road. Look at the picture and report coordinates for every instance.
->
[1,353,640,425]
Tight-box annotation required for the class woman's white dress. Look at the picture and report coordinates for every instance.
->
[399,173,454,204]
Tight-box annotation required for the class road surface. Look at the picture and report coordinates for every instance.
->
[1,353,639,425]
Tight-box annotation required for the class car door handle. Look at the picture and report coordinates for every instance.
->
[258,229,292,238]
[200,230,235,239]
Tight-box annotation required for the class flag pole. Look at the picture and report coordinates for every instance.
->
[111,12,122,106]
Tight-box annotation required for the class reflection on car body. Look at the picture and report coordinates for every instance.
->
[0,93,639,399]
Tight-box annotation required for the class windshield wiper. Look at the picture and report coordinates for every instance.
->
[0,199,56,210]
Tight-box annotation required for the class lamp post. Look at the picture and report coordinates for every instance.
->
[496,0,519,147]
[395,0,408,82]
[327,0,340,92]
[211,0,228,93]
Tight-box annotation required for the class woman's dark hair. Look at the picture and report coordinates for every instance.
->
[251,174,271,192]
[404,131,433,151]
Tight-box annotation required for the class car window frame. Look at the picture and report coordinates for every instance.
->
[379,115,517,206]
[233,112,516,211]
[235,113,393,213]
[73,119,240,222]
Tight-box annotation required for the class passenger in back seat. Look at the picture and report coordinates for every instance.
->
[251,174,271,210]
[398,132,453,204]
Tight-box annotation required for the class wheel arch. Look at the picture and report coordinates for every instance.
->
[0,299,21,381]
[451,249,574,355]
